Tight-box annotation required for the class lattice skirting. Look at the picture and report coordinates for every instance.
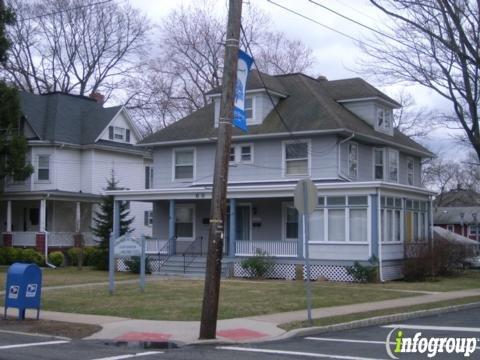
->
[115,255,167,273]
[303,264,355,282]
[233,262,297,280]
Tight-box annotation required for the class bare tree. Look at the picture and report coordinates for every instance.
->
[360,1,480,161]
[2,0,149,98]
[126,1,315,135]
[390,88,438,140]
[422,157,460,196]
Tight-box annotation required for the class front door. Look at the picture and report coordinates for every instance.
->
[235,205,251,241]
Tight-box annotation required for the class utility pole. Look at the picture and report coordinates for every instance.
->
[199,0,243,340]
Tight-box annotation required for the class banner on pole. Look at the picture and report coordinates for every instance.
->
[233,49,254,132]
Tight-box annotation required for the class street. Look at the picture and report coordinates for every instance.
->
[0,307,479,360]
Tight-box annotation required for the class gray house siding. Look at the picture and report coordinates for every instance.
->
[381,244,404,260]
[309,244,370,261]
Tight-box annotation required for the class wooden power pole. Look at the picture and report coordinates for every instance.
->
[199,0,243,340]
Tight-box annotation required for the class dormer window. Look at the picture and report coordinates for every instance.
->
[109,126,131,143]
[245,96,253,120]
[376,106,393,133]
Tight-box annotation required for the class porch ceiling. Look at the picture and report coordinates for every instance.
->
[108,181,436,202]
[2,190,101,202]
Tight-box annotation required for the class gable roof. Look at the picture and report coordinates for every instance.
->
[19,92,124,145]
[140,73,432,157]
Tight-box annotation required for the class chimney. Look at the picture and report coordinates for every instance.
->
[317,75,328,81]
[89,91,105,105]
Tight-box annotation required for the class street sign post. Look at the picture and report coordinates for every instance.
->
[294,179,317,325]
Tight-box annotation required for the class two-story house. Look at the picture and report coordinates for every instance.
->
[1,92,152,254]
[109,71,435,281]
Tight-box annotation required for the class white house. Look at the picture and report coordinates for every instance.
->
[1,92,152,253]
[109,71,435,281]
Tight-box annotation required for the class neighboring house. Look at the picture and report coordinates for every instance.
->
[109,71,435,281]
[434,189,480,241]
[1,92,152,253]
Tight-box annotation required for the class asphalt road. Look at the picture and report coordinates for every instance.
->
[1,307,479,360]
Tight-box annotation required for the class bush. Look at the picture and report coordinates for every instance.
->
[0,247,44,266]
[240,249,273,279]
[67,247,83,267]
[124,256,151,274]
[48,251,64,267]
[403,238,470,281]
[82,247,98,266]
[90,248,109,270]
[346,256,378,283]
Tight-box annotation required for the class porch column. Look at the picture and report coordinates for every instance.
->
[75,202,81,233]
[39,199,46,232]
[6,200,12,232]
[228,199,236,257]
[168,200,176,255]
[370,194,379,258]
[113,200,120,239]
[297,212,304,259]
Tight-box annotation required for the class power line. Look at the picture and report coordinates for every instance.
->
[17,0,114,22]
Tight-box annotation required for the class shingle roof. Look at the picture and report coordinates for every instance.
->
[434,189,480,207]
[434,206,480,224]
[140,73,432,156]
[19,92,122,145]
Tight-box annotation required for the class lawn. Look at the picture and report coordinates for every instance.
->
[3,278,420,321]
[0,266,137,291]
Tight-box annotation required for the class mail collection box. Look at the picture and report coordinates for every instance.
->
[4,263,42,320]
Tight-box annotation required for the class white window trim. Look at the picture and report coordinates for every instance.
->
[282,202,298,241]
[373,147,385,180]
[347,142,359,179]
[36,154,51,183]
[175,203,196,240]
[388,149,400,183]
[114,126,125,141]
[282,139,311,178]
[230,143,254,164]
[245,96,254,122]
[446,224,455,232]
[144,210,153,227]
[375,105,394,135]
[407,157,415,186]
[172,147,196,182]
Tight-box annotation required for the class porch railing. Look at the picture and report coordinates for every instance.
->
[11,231,96,247]
[235,240,298,257]
[12,232,36,246]
[145,238,169,254]
[183,236,204,273]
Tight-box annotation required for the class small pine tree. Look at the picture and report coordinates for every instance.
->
[92,171,134,250]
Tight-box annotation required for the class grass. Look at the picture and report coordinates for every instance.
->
[0,278,419,321]
[279,295,480,331]
[0,266,137,291]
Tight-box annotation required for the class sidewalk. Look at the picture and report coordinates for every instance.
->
[3,288,480,345]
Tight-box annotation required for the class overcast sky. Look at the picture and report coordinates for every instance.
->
[129,0,465,158]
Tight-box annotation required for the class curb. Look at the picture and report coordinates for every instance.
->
[273,301,480,341]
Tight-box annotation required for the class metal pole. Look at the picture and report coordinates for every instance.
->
[199,0,243,340]
[303,211,313,324]
[108,232,115,295]
[140,235,145,293]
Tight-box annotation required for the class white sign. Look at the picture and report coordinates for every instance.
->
[114,235,142,256]
[8,285,19,299]
[26,283,38,298]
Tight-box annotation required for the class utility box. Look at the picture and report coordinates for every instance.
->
[4,263,42,320]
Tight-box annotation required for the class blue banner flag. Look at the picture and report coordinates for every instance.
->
[233,50,254,132]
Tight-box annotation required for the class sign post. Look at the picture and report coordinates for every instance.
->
[294,179,317,325]
[109,233,146,294]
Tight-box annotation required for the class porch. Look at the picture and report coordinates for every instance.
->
[1,191,100,250]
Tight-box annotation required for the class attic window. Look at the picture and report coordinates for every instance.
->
[245,96,253,120]
[109,126,131,143]
[376,106,393,132]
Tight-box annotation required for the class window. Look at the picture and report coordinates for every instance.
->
[374,148,384,180]
[469,225,480,236]
[381,196,403,243]
[230,144,253,163]
[284,205,298,240]
[328,209,345,242]
[348,143,358,178]
[446,224,455,232]
[388,150,399,182]
[174,149,194,180]
[350,208,367,242]
[114,126,124,140]
[145,166,154,189]
[37,155,50,181]
[309,210,324,241]
[144,211,153,226]
[109,126,130,143]
[407,157,414,185]
[284,141,309,176]
[376,106,393,132]
[245,96,253,120]
[175,205,194,238]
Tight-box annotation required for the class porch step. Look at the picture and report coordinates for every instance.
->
[151,255,228,277]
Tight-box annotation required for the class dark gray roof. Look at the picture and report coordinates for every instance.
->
[324,78,401,107]
[434,189,480,207]
[434,206,480,224]
[19,92,122,145]
[206,70,287,96]
[140,73,432,156]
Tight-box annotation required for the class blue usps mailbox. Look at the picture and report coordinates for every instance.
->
[4,263,42,320]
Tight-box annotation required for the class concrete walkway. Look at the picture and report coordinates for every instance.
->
[3,288,480,345]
